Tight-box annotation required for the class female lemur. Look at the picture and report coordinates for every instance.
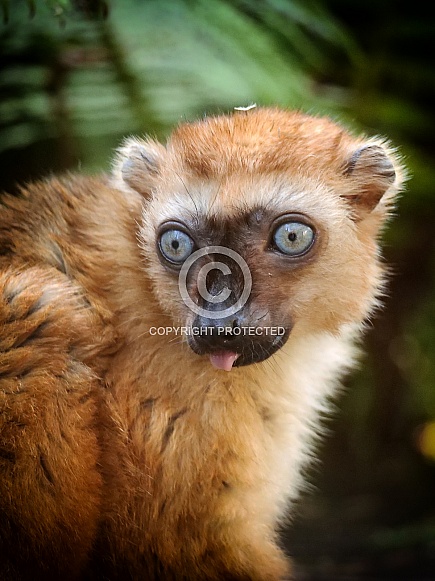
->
[0,107,405,580]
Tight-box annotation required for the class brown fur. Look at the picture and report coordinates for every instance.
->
[0,108,405,579]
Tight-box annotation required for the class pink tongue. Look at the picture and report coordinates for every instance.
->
[209,351,239,372]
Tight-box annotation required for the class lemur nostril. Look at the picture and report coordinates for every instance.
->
[223,333,238,341]
[222,319,240,339]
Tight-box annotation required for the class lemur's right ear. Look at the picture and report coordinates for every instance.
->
[111,137,166,196]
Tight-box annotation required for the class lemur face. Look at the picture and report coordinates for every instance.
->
[153,203,314,368]
[113,108,402,370]
[145,175,327,369]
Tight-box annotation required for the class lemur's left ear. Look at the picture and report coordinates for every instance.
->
[111,137,166,197]
[342,141,403,219]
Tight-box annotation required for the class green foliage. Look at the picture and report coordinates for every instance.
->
[0,0,359,170]
[1,0,108,23]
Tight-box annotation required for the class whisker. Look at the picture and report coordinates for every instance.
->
[208,175,225,216]
[176,173,200,221]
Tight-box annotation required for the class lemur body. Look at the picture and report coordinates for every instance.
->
[0,108,404,579]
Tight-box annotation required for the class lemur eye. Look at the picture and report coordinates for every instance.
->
[272,221,315,256]
[159,229,195,264]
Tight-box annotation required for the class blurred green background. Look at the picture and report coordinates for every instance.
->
[1,1,434,578]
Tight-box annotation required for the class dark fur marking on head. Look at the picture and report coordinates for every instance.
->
[186,207,275,251]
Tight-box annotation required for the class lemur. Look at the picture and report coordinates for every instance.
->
[0,107,405,580]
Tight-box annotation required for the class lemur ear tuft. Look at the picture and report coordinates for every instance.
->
[342,142,398,219]
[111,137,166,197]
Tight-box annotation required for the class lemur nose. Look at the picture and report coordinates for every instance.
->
[192,315,244,351]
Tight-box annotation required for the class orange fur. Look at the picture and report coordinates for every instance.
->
[0,108,405,579]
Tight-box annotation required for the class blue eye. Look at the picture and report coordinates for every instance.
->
[272,221,315,256]
[159,229,195,264]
